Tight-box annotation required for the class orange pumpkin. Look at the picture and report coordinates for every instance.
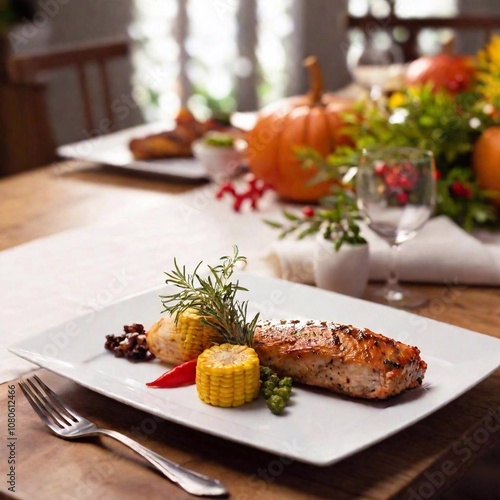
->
[473,127,500,205]
[246,57,353,202]
[405,41,475,94]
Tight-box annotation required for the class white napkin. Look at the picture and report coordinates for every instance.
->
[268,216,500,286]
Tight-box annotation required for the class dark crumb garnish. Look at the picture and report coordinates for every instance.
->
[104,323,155,362]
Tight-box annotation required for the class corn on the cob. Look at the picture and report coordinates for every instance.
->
[147,309,219,364]
[196,344,260,407]
[176,308,218,360]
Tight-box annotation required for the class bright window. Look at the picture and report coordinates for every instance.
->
[131,0,292,121]
[131,0,460,121]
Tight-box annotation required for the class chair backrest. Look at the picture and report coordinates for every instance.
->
[348,12,500,61]
[8,37,129,135]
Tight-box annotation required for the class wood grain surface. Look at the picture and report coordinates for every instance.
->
[1,369,499,500]
[0,162,200,251]
[0,163,499,499]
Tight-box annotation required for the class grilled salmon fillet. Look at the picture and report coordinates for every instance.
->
[253,320,426,399]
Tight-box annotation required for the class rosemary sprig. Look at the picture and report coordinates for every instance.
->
[160,246,259,346]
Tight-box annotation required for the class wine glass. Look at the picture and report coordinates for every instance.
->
[356,147,436,308]
[347,30,405,101]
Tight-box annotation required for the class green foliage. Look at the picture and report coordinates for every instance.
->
[333,86,492,172]
[204,132,235,148]
[160,246,259,346]
[436,169,498,231]
[309,85,498,230]
[191,85,235,125]
[265,186,367,251]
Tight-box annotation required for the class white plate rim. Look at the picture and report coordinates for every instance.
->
[9,274,500,466]
[57,122,209,180]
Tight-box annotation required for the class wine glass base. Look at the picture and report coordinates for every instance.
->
[368,284,428,309]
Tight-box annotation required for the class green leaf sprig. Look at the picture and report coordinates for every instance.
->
[436,167,498,231]
[265,186,366,251]
[160,246,259,347]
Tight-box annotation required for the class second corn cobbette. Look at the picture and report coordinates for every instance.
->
[196,344,260,407]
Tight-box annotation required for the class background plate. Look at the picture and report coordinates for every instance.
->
[57,123,208,180]
[9,274,500,466]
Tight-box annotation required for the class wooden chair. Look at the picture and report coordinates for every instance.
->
[347,5,500,61]
[3,38,129,175]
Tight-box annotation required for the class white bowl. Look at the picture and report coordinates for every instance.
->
[192,139,247,181]
[313,236,370,298]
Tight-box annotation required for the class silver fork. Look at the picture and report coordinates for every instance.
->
[20,375,227,497]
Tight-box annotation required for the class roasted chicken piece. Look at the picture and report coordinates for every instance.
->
[129,108,234,160]
[253,320,426,399]
[129,130,193,160]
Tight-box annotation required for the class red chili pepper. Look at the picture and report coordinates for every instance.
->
[146,358,197,388]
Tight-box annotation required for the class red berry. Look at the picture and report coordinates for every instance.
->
[302,206,315,218]
[399,176,414,191]
[449,181,473,199]
[462,186,473,199]
[396,191,409,204]
[447,76,466,93]
[247,175,258,188]
[216,181,236,198]
[215,175,271,212]
[449,181,459,196]
[384,172,400,189]
[375,161,388,176]
[233,196,243,212]
[433,170,441,181]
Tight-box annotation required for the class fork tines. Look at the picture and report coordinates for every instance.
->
[19,375,78,429]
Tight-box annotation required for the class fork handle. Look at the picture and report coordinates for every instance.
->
[94,429,227,497]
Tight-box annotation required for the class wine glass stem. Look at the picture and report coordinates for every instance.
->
[387,243,400,289]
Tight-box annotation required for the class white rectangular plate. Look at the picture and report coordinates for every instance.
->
[57,123,208,180]
[9,274,500,466]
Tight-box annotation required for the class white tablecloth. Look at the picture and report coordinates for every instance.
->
[1,184,499,383]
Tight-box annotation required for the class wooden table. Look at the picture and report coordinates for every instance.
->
[1,163,499,499]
